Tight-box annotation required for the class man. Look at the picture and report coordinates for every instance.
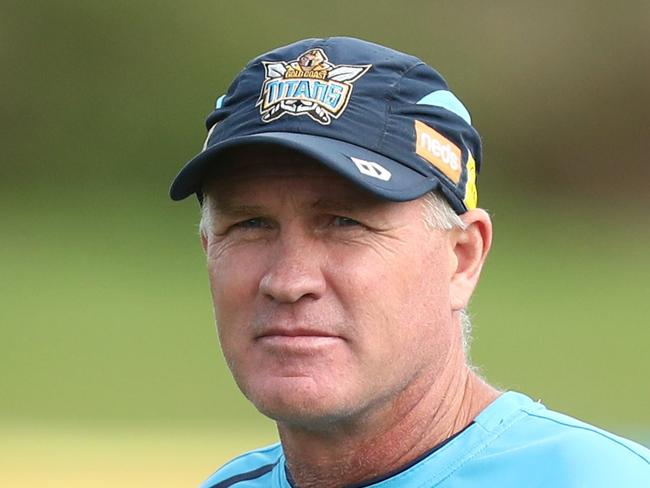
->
[170,37,650,487]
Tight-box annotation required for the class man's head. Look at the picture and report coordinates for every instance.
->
[197,147,491,430]
[170,37,490,430]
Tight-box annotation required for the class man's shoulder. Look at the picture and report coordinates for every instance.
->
[470,391,650,486]
[512,395,649,462]
[199,442,283,488]
[520,400,649,459]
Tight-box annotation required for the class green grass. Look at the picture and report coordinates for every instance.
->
[0,423,277,488]
[2,188,649,454]
[470,196,650,431]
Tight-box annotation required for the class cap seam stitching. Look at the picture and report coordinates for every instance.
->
[378,61,425,149]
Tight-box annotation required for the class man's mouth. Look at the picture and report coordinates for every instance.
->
[256,327,343,348]
[258,327,338,338]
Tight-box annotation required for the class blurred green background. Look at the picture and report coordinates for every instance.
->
[2,1,649,486]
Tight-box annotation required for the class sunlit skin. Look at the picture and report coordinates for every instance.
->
[201,148,499,487]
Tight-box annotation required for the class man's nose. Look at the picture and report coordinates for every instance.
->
[258,234,326,304]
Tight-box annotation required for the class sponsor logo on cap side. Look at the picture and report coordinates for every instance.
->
[350,157,392,181]
[414,120,462,184]
[257,48,371,125]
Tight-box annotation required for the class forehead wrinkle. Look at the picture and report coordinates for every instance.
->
[212,202,266,218]
[205,157,390,218]
[209,182,389,223]
[311,197,357,213]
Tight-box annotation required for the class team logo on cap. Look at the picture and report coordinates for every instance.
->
[257,48,370,125]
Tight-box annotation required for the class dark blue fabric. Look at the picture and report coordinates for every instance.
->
[208,462,276,488]
[170,37,482,214]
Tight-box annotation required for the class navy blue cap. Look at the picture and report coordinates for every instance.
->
[170,37,482,213]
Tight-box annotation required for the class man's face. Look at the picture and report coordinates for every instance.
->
[203,150,461,430]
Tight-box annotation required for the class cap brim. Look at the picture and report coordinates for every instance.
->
[169,132,442,203]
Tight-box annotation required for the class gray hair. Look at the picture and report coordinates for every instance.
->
[420,192,473,356]
[420,191,467,232]
[200,190,474,355]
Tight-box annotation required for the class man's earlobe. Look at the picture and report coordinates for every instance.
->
[449,209,492,311]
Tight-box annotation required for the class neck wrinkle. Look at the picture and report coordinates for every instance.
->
[280,344,498,488]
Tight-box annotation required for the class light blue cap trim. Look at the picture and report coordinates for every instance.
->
[416,90,472,125]
[215,94,226,109]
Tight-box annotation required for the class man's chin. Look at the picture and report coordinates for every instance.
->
[243,381,355,429]
[258,405,351,432]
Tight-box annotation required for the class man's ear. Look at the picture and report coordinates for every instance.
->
[449,209,492,311]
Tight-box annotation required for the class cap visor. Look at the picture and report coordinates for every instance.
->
[169,132,440,202]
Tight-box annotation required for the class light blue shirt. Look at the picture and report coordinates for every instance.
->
[201,391,650,487]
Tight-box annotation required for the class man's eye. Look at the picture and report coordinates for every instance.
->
[233,218,270,230]
[332,216,361,227]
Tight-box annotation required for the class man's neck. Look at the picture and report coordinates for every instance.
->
[278,354,500,488]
